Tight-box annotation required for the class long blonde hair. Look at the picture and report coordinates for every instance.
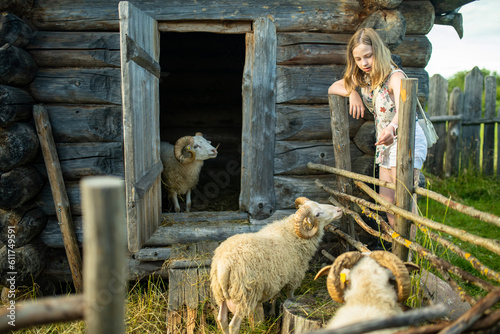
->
[343,28,397,94]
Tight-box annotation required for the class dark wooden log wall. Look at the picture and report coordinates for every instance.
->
[0,6,51,289]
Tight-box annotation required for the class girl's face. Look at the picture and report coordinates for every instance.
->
[352,43,373,73]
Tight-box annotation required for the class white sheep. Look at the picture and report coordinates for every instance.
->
[160,132,217,212]
[316,251,411,334]
[210,197,342,334]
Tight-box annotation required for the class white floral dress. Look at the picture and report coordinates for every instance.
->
[361,69,402,165]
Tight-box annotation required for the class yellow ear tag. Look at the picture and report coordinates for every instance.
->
[186,146,191,150]
[340,272,346,283]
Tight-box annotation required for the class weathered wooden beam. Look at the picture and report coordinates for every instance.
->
[274,175,337,210]
[0,205,47,247]
[158,20,251,33]
[0,294,84,333]
[425,74,448,175]
[29,0,434,35]
[240,16,276,219]
[0,166,44,209]
[393,78,418,261]
[275,104,365,141]
[277,66,429,104]
[461,66,483,172]
[0,122,39,171]
[29,68,122,104]
[444,87,463,177]
[0,12,34,47]
[33,105,83,292]
[81,176,126,334]
[274,140,363,175]
[0,84,34,127]
[0,43,37,86]
[41,104,123,142]
[329,94,355,237]
[277,33,431,68]
[34,142,124,180]
[482,76,496,176]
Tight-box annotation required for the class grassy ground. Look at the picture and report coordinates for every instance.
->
[415,172,500,299]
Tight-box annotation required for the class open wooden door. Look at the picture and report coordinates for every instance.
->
[119,1,162,252]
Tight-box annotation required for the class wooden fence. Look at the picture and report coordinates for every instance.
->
[425,66,500,177]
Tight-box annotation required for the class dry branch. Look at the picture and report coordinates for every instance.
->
[315,179,496,294]
[308,304,448,334]
[395,308,500,334]
[308,163,500,228]
[418,226,500,283]
[438,288,500,334]
[326,225,371,253]
[355,181,500,256]
[0,294,84,332]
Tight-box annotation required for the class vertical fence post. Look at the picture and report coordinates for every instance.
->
[328,94,356,239]
[82,176,127,334]
[445,88,464,177]
[483,76,496,176]
[462,67,483,173]
[393,78,418,261]
[426,74,448,175]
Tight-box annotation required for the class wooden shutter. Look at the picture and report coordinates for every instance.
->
[119,1,162,252]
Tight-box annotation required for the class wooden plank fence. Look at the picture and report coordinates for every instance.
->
[425,66,500,177]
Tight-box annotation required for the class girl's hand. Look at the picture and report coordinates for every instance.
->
[375,125,395,146]
[349,91,364,119]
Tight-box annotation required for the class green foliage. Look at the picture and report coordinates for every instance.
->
[446,68,500,109]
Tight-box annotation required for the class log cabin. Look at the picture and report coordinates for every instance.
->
[0,0,472,287]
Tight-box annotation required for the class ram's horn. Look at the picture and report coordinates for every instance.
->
[174,136,196,164]
[369,251,411,302]
[326,251,363,303]
[195,132,203,137]
[294,197,309,209]
[294,205,318,239]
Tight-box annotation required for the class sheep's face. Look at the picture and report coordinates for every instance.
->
[294,198,342,238]
[303,201,342,228]
[192,134,218,161]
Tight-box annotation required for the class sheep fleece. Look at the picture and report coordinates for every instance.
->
[160,142,203,196]
[210,215,323,317]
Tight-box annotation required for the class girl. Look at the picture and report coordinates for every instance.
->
[328,28,427,228]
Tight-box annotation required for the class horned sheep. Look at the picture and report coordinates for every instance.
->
[160,132,217,212]
[210,197,342,334]
[316,251,412,334]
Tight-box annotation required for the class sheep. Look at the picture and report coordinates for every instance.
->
[315,251,411,334]
[210,197,343,334]
[160,132,217,212]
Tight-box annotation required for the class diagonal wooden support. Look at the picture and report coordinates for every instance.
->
[33,104,83,292]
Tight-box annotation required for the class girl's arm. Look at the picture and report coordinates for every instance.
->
[375,72,404,146]
[328,79,365,119]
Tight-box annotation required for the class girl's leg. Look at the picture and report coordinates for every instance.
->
[379,166,396,227]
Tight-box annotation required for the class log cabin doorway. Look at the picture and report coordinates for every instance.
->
[159,31,245,212]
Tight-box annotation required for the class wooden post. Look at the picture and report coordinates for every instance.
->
[482,76,496,176]
[81,176,127,334]
[328,94,355,238]
[426,74,448,175]
[445,88,463,178]
[462,67,483,173]
[393,78,417,261]
[33,104,83,292]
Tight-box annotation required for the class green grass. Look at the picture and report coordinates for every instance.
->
[416,172,500,298]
